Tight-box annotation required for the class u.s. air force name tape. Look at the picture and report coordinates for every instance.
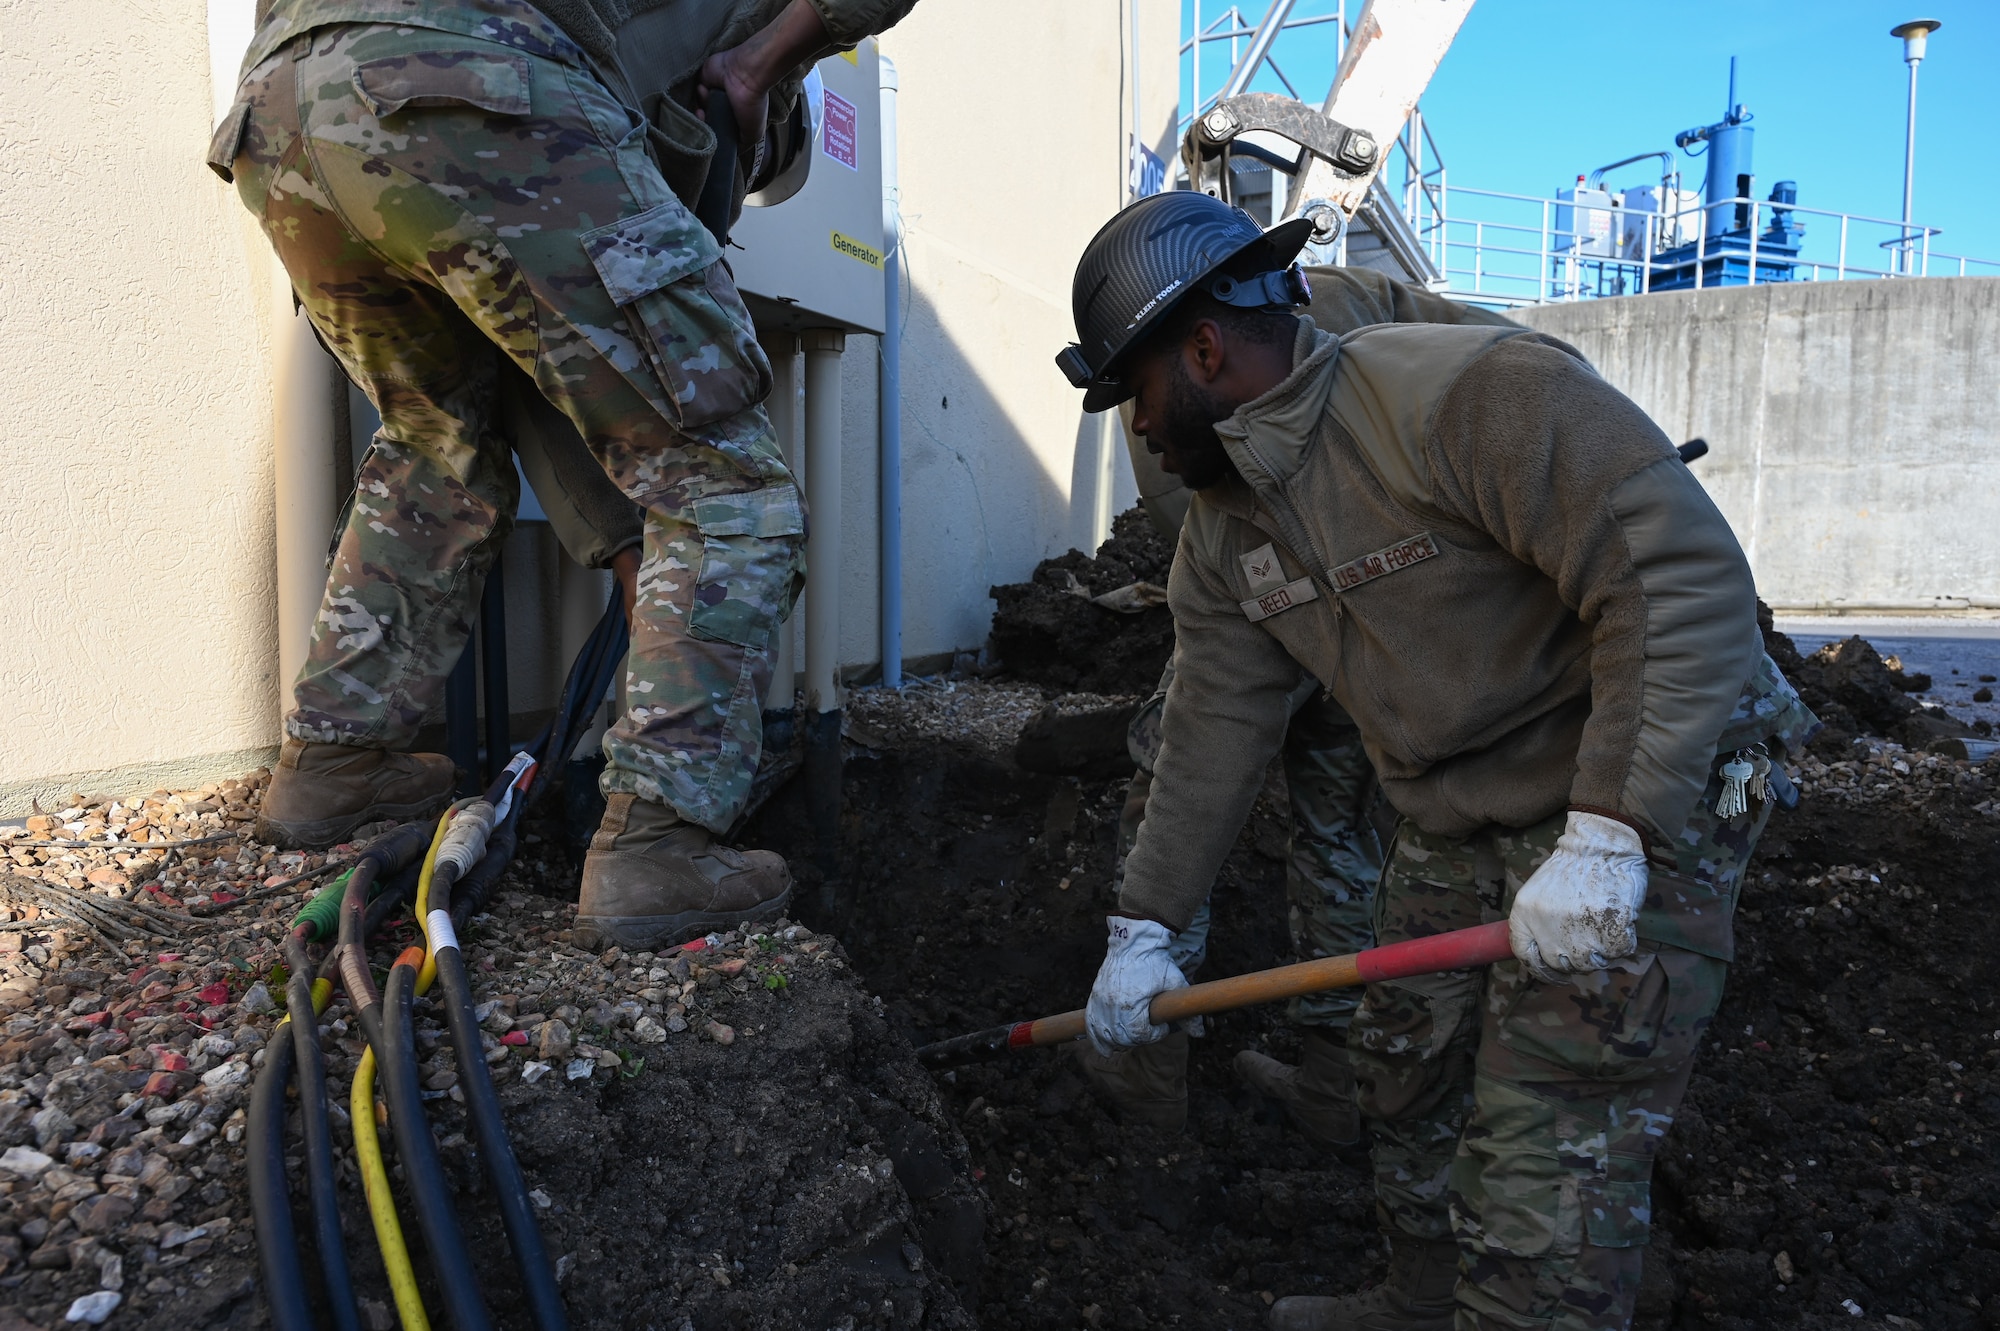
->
[1330,532,1439,591]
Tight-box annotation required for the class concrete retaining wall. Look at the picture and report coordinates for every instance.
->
[1511,278,2000,612]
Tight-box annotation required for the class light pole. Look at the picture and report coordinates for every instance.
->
[1890,18,1941,274]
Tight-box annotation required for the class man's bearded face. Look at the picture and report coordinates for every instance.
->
[1133,348,1239,490]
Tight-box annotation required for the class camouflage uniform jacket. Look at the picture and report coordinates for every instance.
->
[244,0,917,210]
[1121,319,1789,933]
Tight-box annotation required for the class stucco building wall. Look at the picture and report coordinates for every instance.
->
[0,0,287,812]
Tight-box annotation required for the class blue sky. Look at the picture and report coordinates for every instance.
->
[1181,1,1999,271]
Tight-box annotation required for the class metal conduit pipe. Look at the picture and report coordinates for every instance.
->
[802,329,845,880]
[272,292,341,715]
[802,330,846,714]
[878,57,904,689]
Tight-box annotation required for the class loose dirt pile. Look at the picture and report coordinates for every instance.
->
[0,787,982,1330]
[1762,604,1982,753]
[987,511,1175,697]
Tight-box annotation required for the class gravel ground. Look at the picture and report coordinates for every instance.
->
[0,781,982,1330]
[844,681,1138,756]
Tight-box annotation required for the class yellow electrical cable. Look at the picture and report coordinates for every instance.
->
[269,975,425,1324]
[352,1046,430,1331]
[349,806,456,1331]
[415,797,476,998]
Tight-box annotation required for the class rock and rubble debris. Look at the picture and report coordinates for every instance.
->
[844,679,1136,759]
[1761,605,1982,753]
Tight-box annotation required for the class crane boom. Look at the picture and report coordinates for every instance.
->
[1281,0,1476,224]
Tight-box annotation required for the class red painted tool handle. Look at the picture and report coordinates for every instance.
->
[914,922,1517,1066]
[1355,920,1514,983]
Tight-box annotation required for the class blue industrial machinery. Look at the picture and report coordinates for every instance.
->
[1648,59,1804,290]
[1553,59,1804,296]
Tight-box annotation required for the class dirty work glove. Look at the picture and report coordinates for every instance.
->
[1085,917,1189,1057]
[1507,811,1650,984]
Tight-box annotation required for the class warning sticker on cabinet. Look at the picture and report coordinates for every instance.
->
[822,89,857,169]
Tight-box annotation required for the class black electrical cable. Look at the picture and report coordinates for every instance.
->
[430,853,568,1330]
[252,818,436,1331]
[247,1006,312,1331]
[380,959,493,1331]
[335,854,379,1012]
[529,584,626,807]
[312,856,421,991]
[334,831,491,1331]
[449,808,519,932]
[361,819,444,880]
[283,928,362,1331]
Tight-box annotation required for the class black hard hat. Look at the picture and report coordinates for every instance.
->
[1057,191,1315,413]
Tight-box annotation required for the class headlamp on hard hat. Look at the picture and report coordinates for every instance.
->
[1208,264,1312,311]
[1055,343,1096,390]
[1055,263,1310,390]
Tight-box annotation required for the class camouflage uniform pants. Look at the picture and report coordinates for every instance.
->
[1351,759,1770,1330]
[220,10,800,832]
[1123,657,1381,1020]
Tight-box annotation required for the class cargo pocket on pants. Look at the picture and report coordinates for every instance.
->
[580,201,773,434]
[205,101,253,182]
[686,484,806,648]
[1580,1177,1652,1248]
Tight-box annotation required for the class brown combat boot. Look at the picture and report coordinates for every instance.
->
[1070,1029,1189,1133]
[254,738,456,849]
[1270,1235,1460,1331]
[1235,1027,1362,1151]
[575,793,791,950]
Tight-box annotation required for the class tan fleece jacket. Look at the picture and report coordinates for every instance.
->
[1119,321,1761,932]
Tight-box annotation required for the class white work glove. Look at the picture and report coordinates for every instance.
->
[1085,917,1189,1057]
[1507,811,1650,984]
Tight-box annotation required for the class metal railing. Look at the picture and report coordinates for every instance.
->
[1181,2,1346,128]
[1422,186,2000,306]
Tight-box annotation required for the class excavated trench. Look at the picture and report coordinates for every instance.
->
[731,518,2000,1331]
[745,681,2000,1331]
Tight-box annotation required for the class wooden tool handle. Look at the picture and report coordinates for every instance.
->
[916,921,1514,1066]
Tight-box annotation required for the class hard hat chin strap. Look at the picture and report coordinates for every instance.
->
[1207,265,1312,311]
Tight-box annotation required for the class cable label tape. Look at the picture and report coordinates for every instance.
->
[427,909,460,954]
